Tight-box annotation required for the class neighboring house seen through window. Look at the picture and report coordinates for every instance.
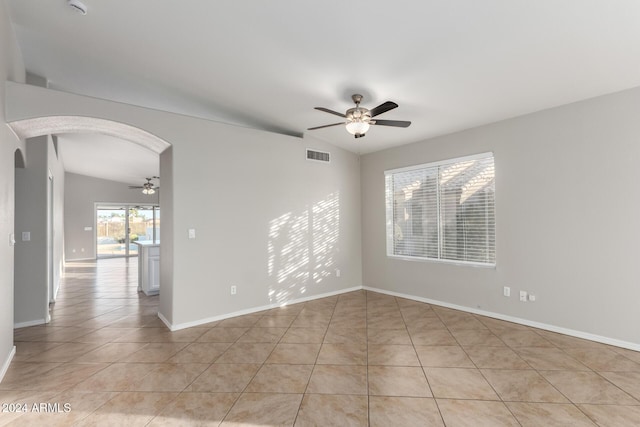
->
[385,153,496,266]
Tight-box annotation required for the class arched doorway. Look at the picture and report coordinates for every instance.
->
[8,116,172,328]
[8,116,170,153]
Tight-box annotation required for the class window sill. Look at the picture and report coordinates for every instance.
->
[387,254,496,269]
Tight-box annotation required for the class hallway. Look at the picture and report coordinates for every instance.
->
[1,259,640,425]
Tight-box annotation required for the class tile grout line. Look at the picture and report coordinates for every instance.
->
[9,260,640,425]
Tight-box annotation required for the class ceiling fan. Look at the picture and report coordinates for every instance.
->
[129,177,159,195]
[308,94,411,138]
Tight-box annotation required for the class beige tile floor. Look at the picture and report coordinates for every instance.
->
[2,258,640,426]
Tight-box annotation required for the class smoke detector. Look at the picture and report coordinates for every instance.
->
[67,0,87,15]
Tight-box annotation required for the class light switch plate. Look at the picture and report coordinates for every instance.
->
[188,228,196,239]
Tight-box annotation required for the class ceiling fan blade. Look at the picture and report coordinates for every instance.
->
[128,186,143,189]
[369,101,398,117]
[315,107,346,118]
[372,119,411,128]
[307,122,345,130]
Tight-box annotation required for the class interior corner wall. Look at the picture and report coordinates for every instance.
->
[0,0,25,380]
[361,86,640,347]
[64,172,159,261]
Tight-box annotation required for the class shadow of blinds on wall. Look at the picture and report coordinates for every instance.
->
[385,152,495,266]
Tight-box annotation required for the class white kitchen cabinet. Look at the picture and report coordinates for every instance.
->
[134,241,160,296]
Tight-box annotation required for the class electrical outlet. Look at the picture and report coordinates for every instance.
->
[503,286,510,297]
[519,291,527,302]
[528,294,536,302]
[230,285,237,295]
[336,269,341,278]
[188,228,196,239]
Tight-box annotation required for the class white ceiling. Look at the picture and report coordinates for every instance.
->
[7,1,640,181]
[57,133,159,186]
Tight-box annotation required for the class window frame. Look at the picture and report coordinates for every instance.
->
[385,152,496,268]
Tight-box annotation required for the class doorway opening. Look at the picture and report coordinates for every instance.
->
[8,114,173,328]
[96,204,160,258]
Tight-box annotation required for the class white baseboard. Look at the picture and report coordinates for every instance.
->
[51,281,60,303]
[0,346,16,384]
[156,283,640,352]
[363,286,640,352]
[157,311,172,330]
[14,318,47,329]
[163,286,363,331]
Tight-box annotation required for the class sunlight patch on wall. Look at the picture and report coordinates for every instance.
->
[267,192,340,305]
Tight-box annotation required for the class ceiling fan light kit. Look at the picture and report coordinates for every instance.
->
[309,94,410,139]
[345,120,370,138]
[129,177,159,195]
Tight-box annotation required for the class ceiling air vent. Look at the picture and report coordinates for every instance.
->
[306,149,330,163]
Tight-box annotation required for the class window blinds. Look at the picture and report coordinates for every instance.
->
[385,153,495,266]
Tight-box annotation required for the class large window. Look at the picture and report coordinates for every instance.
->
[385,153,495,266]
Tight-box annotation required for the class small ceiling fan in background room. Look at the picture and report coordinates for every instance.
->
[129,177,159,195]
[308,94,411,138]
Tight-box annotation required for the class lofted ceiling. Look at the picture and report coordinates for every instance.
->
[56,133,159,186]
[7,0,640,183]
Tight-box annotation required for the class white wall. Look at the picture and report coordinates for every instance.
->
[171,129,361,328]
[159,147,174,322]
[64,172,159,261]
[0,0,25,380]
[6,83,363,330]
[14,134,65,326]
[361,87,640,347]
[15,137,48,326]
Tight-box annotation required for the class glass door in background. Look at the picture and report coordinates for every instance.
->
[96,206,128,257]
[129,205,160,249]
[128,207,139,256]
[137,205,160,243]
[96,204,160,258]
